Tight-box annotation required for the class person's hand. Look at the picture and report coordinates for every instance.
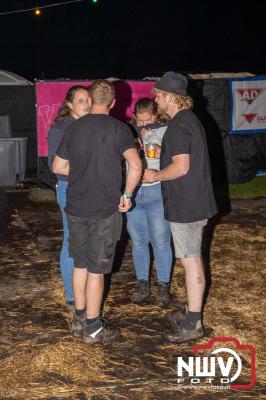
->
[119,195,132,212]
[140,127,150,139]
[142,169,157,183]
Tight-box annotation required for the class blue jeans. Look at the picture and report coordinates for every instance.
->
[126,184,172,283]
[56,180,74,302]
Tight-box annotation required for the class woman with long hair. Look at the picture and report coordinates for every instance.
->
[48,85,90,312]
[127,97,173,307]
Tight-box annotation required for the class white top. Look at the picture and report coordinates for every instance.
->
[141,125,167,187]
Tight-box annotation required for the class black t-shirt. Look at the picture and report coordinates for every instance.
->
[160,109,217,223]
[47,117,74,182]
[56,114,135,218]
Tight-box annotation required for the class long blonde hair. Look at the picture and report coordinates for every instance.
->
[172,93,193,110]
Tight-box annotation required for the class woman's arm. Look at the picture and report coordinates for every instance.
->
[52,155,70,176]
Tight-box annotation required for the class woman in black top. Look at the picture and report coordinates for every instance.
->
[48,85,90,312]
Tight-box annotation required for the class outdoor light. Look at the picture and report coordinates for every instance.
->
[0,1,97,16]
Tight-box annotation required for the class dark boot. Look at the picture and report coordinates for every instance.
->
[71,312,86,338]
[131,280,150,303]
[164,319,204,343]
[156,282,170,307]
[165,305,188,323]
[83,318,121,345]
[64,301,75,315]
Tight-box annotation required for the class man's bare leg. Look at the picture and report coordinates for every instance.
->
[164,256,205,343]
[181,256,205,312]
[71,267,88,338]
[72,267,88,310]
[85,272,104,319]
[83,271,120,343]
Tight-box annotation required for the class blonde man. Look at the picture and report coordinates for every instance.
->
[53,79,142,344]
[144,72,217,343]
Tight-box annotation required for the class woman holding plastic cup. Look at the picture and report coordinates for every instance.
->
[127,97,173,307]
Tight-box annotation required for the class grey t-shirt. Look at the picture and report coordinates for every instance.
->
[142,126,167,172]
[136,125,167,187]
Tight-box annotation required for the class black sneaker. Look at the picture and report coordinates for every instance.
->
[71,312,86,338]
[156,282,170,307]
[83,319,121,344]
[131,280,150,303]
[164,320,204,343]
[165,305,188,323]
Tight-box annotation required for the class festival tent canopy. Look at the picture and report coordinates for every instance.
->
[0,69,33,85]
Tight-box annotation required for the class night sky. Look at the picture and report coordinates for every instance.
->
[0,0,265,81]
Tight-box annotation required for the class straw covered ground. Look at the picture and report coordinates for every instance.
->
[0,189,265,400]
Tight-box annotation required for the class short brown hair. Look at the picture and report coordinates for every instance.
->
[89,79,115,108]
[134,97,158,116]
[133,97,169,125]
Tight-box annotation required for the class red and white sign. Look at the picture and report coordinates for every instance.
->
[36,81,156,157]
[230,78,266,133]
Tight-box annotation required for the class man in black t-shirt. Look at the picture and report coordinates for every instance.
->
[144,72,217,343]
[53,79,142,344]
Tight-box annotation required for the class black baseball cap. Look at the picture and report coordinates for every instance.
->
[154,71,188,96]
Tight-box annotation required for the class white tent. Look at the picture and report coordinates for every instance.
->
[0,69,33,85]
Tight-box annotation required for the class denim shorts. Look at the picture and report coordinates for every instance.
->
[67,211,122,274]
[170,219,207,259]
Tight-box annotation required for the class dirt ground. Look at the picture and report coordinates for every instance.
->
[0,188,265,400]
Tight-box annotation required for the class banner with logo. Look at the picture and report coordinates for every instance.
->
[36,81,155,157]
[229,76,266,134]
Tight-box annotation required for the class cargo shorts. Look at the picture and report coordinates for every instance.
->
[170,219,207,259]
[67,211,122,274]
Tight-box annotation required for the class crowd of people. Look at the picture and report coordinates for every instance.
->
[49,72,217,345]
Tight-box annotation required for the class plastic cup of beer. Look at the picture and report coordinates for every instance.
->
[146,144,156,159]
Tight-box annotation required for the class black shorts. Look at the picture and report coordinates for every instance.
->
[67,211,122,274]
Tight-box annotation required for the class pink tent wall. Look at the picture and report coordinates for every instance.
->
[36,81,156,157]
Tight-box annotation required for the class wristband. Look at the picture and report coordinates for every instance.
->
[123,191,133,199]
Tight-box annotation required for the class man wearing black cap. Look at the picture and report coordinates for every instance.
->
[143,71,217,343]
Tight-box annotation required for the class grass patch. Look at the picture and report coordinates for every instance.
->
[215,176,266,200]
[229,176,266,199]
